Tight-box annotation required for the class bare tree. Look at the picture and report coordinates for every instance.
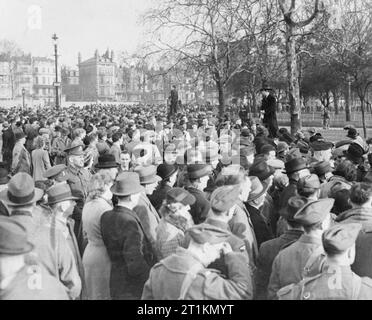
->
[278,0,324,134]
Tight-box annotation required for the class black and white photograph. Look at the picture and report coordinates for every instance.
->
[1,0,372,305]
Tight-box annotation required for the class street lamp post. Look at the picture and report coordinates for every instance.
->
[22,88,25,111]
[346,75,353,122]
[52,33,60,110]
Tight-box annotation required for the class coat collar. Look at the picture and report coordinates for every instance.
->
[298,234,322,245]
[336,207,372,224]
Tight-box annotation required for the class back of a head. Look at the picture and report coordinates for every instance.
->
[350,182,372,206]
[333,160,357,182]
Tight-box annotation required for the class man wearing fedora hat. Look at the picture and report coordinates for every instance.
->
[255,196,304,300]
[11,131,31,176]
[149,163,178,211]
[46,183,85,298]
[278,157,311,214]
[2,173,81,300]
[100,172,157,299]
[64,141,92,255]
[184,163,212,225]
[268,197,334,300]
[245,176,273,248]
[0,217,69,300]
[133,165,162,258]
[94,154,119,176]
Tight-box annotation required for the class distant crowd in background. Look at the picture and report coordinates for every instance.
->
[2,85,372,300]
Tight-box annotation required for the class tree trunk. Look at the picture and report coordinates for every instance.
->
[333,90,339,115]
[344,85,351,122]
[360,97,367,138]
[216,80,225,118]
[285,24,301,135]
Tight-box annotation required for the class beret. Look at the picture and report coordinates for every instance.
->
[186,224,231,244]
[294,198,334,226]
[210,185,240,213]
[322,223,362,255]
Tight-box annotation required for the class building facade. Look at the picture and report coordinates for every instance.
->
[0,62,12,99]
[79,49,116,101]
[61,66,80,101]
[32,57,55,105]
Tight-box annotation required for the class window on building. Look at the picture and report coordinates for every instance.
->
[43,77,46,84]
[35,77,38,85]
[34,67,38,73]
[42,68,45,73]
[42,88,46,95]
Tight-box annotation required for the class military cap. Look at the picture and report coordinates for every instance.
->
[166,187,195,206]
[297,174,321,191]
[322,223,362,255]
[293,198,334,226]
[210,185,240,213]
[43,164,68,180]
[186,224,231,245]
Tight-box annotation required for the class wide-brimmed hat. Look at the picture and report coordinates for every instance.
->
[0,217,34,255]
[110,172,144,196]
[95,154,119,169]
[0,167,10,185]
[310,140,334,151]
[279,196,310,222]
[283,157,309,175]
[249,160,275,181]
[247,176,269,202]
[134,165,161,185]
[64,140,84,156]
[46,183,79,205]
[0,173,43,207]
[157,163,178,180]
[43,164,68,180]
[187,164,211,179]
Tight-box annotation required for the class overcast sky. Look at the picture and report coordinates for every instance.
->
[0,0,154,67]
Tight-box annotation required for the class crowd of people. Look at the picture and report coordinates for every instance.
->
[1,92,372,300]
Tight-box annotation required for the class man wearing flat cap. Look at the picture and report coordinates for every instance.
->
[278,223,372,300]
[268,197,334,299]
[101,172,157,300]
[142,223,252,300]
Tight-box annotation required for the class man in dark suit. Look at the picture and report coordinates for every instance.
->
[2,118,16,170]
[101,172,157,300]
[169,85,178,119]
[260,87,278,138]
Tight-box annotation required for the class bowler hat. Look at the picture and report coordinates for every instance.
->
[157,163,178,180]
[43,164,68,180]
[322,223,362,255]
[283,158,309,175]
[210,185,240,213]
[95,154,119,169]
[47,183,79,205]
[249,161,275,181]
[134,165,161,185]
[166,188,195,206]
[247,176,269,202]
[293,198,334,226]
[0,167,10,185]
[110,172,144,196]
[14,131,26,141]
[0,173,43,207]
[0,217,34,255]
[187,164,211,180]
[186,224,231,245]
